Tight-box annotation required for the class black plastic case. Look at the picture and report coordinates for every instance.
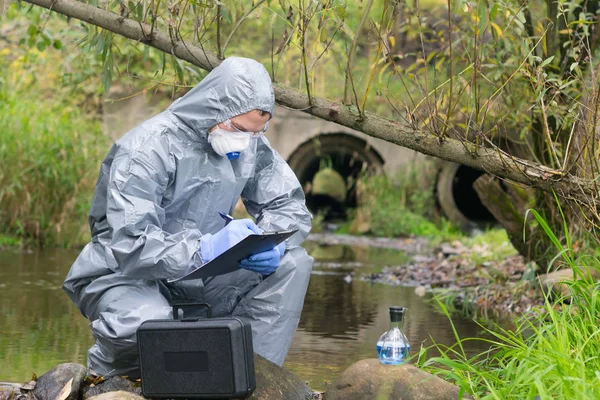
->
[137,303,256,399]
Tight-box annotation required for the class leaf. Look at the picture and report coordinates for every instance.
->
[36,40,47,52]
[540,55,555,68]
[388,35,395,48]
[490,22,502,37]
[569,62,579,72]
[319,28,327,43]
[57,378,73,400]
[490,3,498,20]
[435,57,446,72]
[171,55,184,83]
[52,39,62,49]
[275,28,289,55]
[160,50,166,77]
[27,24,38,37]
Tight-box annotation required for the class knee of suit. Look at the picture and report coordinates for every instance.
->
[91,302,171,347]
[281,246,314,277]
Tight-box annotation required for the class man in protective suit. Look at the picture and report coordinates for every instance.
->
[63,57,313,377]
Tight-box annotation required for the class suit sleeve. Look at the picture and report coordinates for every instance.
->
[241,138,312,248]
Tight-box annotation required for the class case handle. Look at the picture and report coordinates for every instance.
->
[172,302,212,320]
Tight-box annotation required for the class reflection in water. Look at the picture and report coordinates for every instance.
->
[0,242,490,391]
[284,274,489,390]
[0,249,94,382]
[298,274,379,339]
[284,242,491,391]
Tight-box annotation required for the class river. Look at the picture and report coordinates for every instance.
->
[0,238,490,391]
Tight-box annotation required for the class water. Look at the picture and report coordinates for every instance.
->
[376,342,410,365]
[0,240,492,391]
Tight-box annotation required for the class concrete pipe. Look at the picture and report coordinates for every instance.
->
[435,161,497,229]
[286,133,385,217]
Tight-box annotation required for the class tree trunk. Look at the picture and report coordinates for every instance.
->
[473,174,557,270]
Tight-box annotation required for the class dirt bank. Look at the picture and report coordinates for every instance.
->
[364,240,545,316]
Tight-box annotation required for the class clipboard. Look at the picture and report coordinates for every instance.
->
[168,229,298,282]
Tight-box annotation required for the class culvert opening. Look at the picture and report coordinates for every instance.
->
[452,166,496,223]
[436,162,497,228]
[286,134,385,219]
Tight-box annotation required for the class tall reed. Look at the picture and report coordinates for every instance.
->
[0,73,107,246]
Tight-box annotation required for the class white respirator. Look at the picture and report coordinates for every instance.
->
[208,129,251,160]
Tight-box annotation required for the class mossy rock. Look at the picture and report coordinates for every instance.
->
[324,359,465,400]
[312,168,346,204]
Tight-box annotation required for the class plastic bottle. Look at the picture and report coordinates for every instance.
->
[376,306,410,365]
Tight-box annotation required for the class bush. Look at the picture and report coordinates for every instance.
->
[350,164,462,240]
[0,70,107,247]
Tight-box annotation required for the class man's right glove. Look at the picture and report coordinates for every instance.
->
[200,219,262,262]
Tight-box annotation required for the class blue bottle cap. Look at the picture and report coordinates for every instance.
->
[226,152,241,160]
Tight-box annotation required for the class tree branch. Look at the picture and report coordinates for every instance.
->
[21,0,600,206]
[343,0,373,105]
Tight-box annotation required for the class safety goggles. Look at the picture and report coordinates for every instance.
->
[223,119,269,138]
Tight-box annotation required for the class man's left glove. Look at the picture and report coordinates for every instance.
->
[239,241,286,276]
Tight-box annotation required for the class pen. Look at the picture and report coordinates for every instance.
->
[218,211,234,226]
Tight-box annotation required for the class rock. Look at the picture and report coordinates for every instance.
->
[440,243,460,257]
[325,359,463,400]
[414,286,427,297]
[33,363,86,400]
[81,355,310,400]
[0,383,22,400]
[539,267,600,301]
[539,269,573,299]
[412,254,434,263]
[86,391,145,400]
[249,354,313,400]
[20,381,36,391]
[311,168,347,204]
[83,377,143,399]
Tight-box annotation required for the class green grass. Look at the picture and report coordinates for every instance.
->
[0,69,108,247]
[349,168,464,241]
[419,210,600,399]
[0,234,22,248]
[422,275,600,399]
[461,229,519,264]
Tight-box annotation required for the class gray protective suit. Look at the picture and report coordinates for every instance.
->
[63,57,313,377]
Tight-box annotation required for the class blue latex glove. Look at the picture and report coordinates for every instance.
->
[200,219,262,262]
[239,241,286,276]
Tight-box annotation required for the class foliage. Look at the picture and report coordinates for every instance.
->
[423,272,600,398]
[462,228,518,265]
[4,0,600,250]
[351,169,462,239]
[0,234,22,248]
[420,211,600,399]
[0,44,108,246]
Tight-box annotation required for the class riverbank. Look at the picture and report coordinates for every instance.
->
[0,234,21,250]
[308,230,545,318]
[309,230,600,398]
